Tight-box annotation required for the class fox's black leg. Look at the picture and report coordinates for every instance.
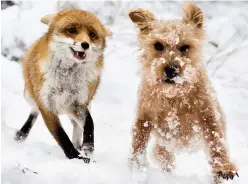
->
[15,110,39,141]
[40,107,90,163]
[82,109,94,155]
[69,105,94,156]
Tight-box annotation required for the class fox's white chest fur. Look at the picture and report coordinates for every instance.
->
[40,55,99,114]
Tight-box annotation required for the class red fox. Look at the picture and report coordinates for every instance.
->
[15,9,112,163]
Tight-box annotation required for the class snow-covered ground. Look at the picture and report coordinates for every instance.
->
[1,1,248,184]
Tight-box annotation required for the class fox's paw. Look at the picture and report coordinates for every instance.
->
[81,143,94,156]
[15,130,28,142]
[77,155,90,164]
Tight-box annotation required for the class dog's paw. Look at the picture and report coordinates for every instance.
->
[129,156,148,184]
[161,163,175,173]
[128,154,148,172]
[217,171,239,180]
[214,162,238,180]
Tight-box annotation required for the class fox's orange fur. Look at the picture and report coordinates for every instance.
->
[17,9,111,162]
[23,9,111,108]
[129,3,238,183]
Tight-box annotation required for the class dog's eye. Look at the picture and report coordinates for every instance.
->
[89,31,97,39]
[154,42,164,51]
[179,45,190,53]
[67,27,77,34]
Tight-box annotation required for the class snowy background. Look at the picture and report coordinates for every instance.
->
[1,1,248,184]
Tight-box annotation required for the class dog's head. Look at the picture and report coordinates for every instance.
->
[129,3,204,95]
[42,9,112,65]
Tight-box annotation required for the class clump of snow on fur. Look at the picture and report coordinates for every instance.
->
[166,110,180,133]
[166,132,173,139]
[150,57,167,83]
[212,131,220,138]
[152,23,182,46]
[186,134,203,152]
[171,65,197,84]
[175,56,185,67]
[157,127,162,133]
[154,124,158,129]
[215,110,221,121]
[140,48,145,55]
[160,131,166,137]
[172,76,184,84]
[169,51,175,56]
[143,121,149,127]
[156,137,178,152]
[192,124,200,133]
[151,57,167,72]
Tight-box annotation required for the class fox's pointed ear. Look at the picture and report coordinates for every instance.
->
[104,27,112,37]
[41,14,55,25]
[182,3,204,29]
[128,8,156,34]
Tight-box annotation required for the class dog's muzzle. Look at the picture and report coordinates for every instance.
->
[164,65,180,83]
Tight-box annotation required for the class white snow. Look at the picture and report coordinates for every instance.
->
[1,1,248,184]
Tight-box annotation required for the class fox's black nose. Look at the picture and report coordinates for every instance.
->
[164,66,179,79]
[81,42,89,50]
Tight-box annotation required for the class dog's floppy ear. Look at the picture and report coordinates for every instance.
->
[41,14,56,25]
[182,3,204,29]
[129,8,156,34]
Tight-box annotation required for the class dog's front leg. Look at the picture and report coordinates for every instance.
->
[198,102,238,183]
[130,118,152,171]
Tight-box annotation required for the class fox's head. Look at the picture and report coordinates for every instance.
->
[129,3,205,97]
[42,9,112,65]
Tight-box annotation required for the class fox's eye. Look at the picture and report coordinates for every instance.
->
[154,42,164,51]
[89,31,96,39]
[179,45,190,53]
[68,27,77,34]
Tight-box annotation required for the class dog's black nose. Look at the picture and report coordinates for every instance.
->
[164,66,179,79]
[81,42,89,50]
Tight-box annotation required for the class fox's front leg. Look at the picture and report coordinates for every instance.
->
[69,105,94,156]
[199,102,238,183]
[130,118,152,171]
[39,106,90,163]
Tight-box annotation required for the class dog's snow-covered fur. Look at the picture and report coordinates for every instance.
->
[129,3,238,183]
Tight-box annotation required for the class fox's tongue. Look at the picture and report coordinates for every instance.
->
[74,51,86,60]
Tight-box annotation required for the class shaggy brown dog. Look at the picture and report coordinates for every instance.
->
[129,3,238,183]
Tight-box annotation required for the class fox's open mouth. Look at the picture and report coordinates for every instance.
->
[70,47,86,60]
